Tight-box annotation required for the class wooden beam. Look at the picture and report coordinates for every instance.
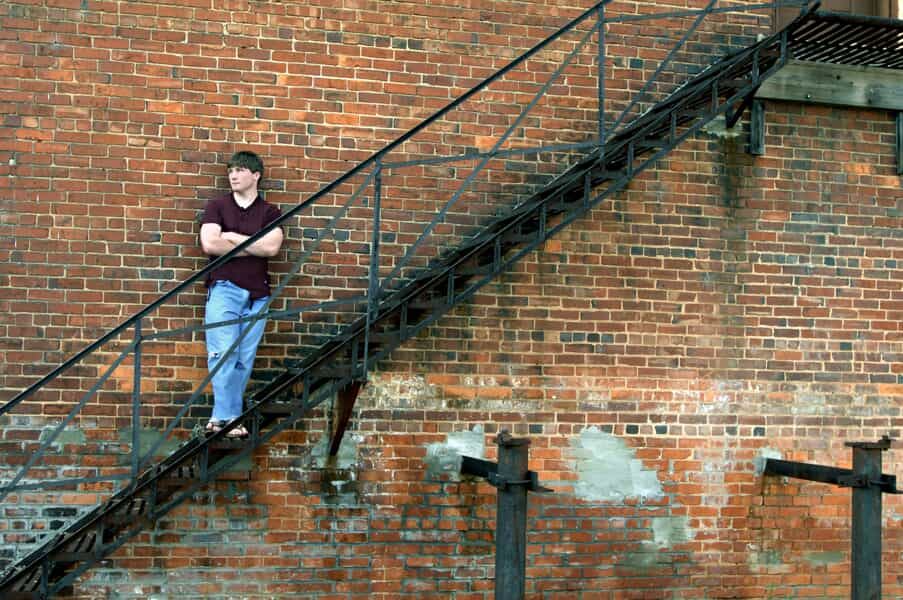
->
[756,60,903,111]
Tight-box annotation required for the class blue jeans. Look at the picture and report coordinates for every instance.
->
[204,280,269,422]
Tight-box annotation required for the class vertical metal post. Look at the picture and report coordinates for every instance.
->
[364,161,382,380]
[750,100,765,156]
[597,3,606,162]
[495,432,530,600]
[626,141,635,177]
[40,559,50,598]
[131,319,142,481]
[847,438,890,600]
[779,28,789,66]
[751,47,760,83]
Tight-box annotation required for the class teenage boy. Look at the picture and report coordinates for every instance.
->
[199,151,283,437]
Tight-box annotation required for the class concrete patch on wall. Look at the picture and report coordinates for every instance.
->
[424,425,486,480]
[569,427,664,503]
[701,115,744,139]
[651,516,692,548]
[307,433,364,503]
[39,425,87,448]
[119,428,185,464]
[614,515,695,569]
[747,547,784,569]
[616,550,662,569]
[616,517,693,568]
[753,447,783,476]
[309,433,362,470]
[804,550,845,566]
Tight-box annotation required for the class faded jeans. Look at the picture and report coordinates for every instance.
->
[204,280,269,422]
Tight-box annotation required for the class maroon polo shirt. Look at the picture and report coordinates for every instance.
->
[201,193,282,300]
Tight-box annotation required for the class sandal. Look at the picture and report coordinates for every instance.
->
[225,424,249,439]
[205,419,249,439]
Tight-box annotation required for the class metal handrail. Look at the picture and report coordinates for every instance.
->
[0,0,613,417]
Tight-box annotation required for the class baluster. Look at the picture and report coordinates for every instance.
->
[597,3,606,162]
[364,161,382,381]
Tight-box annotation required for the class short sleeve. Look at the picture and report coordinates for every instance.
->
[266,203,282,228]
[201,197,222,225]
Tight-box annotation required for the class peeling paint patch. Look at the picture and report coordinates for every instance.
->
[569,427,663,503]
[118,428,183,462]
[617,551,661,569]
[424,426,485,479]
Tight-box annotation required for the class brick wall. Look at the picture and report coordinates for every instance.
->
[1,1,901,598]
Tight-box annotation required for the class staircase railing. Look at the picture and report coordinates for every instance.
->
[0,0,811,578]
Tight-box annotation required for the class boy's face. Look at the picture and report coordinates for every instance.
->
[228,165,260,195]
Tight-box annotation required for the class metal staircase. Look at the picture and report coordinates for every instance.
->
[0,2,844,597]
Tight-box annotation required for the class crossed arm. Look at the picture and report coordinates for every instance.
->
[200,222,284,258]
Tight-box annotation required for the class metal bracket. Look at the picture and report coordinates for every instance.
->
[460,455,551,493]
[837,474,868,488]
[837,473,900,494]
[763,435,900,599]
[764,460,900,493]
[487,473,528,490]
[487,470,552,493]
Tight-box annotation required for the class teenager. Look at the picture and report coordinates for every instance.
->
[199,151,283,437]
